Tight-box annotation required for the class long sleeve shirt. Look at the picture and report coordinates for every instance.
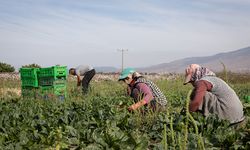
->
[131,82,154,104]
[189,80,213,112]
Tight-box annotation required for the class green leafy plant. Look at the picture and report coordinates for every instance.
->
[0,76,249,149]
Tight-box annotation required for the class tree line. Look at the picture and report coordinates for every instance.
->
[0,62,41,72]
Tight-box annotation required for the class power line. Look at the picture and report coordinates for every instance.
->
[117,49,128,71]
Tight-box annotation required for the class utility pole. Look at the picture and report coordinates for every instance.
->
[117,49,128,71]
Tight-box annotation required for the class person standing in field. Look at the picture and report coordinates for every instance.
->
[69,65,96,94]
[183,64,245,127]
[119,68,167,112]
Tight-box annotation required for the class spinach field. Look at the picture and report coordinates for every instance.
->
[0,73,250,149]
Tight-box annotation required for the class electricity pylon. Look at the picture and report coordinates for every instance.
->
[117,49,128,71]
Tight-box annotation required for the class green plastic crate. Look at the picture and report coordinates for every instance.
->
[38,85,67,100]
[38,66,67,79]
[21,78,39,87]
[19,68,40,79]
[39,77,66,86]
[40,85,67,96]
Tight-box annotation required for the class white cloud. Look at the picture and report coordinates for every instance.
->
[0,0,250,69]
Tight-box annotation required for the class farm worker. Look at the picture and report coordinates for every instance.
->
[119,68,167,112]
[69,65,96,94]
[183,64,245,126]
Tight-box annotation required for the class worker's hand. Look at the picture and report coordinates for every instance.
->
[127,104,138,112]
[127,106,133,112]
[127,100,146,112]
[77,75,81,86]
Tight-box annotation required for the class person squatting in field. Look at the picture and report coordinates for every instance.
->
[183,64,245,127]
[69,65,96,94]
[118,68,167,112]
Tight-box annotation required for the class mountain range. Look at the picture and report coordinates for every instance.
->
[138,46,250,73]
[96,46,250,73]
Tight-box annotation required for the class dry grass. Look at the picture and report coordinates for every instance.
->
[0,87,21,98]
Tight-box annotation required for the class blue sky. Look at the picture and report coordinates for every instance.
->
[0,0,250,70]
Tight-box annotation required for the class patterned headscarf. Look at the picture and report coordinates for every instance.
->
[184,64,216,84]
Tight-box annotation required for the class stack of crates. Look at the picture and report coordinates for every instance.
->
[38,66,67,100]
[19,68,40,97]
[19,66,67,100]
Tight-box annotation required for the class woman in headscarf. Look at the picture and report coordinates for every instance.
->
[119,68,167,112]
[183,64,245,126]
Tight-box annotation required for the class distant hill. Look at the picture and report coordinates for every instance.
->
[94,66,118,73]
[138,47,250,73]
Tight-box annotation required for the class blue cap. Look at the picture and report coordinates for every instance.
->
[119,68,135,80]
